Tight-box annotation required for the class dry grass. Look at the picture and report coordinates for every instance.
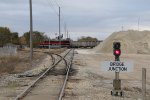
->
[0,52,45,74]
[0,55,20,74]
[7,80,19,88]
[0,48,66,74]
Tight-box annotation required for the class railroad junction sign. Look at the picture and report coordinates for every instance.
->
[101,61,134,72]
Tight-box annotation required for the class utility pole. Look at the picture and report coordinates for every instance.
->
[59,7,61,48]
[49,37,50,52]
[138,17,140,31]
[122,25,124,31]
[29,0,33,61]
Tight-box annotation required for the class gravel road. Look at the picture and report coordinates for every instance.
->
[63,49,150,100]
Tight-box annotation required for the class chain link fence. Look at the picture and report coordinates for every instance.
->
[0,46,17,57]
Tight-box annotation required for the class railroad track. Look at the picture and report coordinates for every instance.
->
[15,49,74,100]
[58,49,74,100]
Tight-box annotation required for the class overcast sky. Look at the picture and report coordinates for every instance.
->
[1,0,150,40]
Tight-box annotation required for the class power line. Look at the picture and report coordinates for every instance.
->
[46,0,66,24]
[45,0,59,16]
[52,0,60,7]
[61,11,66,22]
[56,0,64,7]
[44,0,68,37]
[61,11,68,35]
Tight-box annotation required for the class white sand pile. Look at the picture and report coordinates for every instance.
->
[94,30,150,54]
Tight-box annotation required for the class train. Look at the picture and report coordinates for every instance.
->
[39,40,101,48]
[39,40,70,48]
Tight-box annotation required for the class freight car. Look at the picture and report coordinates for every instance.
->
[70,41,100,48]
[39,40,70,48]
[39,40,101,48]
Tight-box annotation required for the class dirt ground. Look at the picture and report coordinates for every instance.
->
[22,50,72,100]
[0,48,65,100]
[0,48,150,100]
[64,49,150,100]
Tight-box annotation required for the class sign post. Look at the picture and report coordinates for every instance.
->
[101,42,134,96]
[112,42,123,96]
[101,60,133,96]
[142,68,146,100]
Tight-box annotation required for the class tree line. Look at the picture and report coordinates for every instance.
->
[0,27,48,47]
[0,27,99,47]
[77,36,98,42]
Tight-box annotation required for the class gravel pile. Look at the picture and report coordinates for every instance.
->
[94,30,150,54]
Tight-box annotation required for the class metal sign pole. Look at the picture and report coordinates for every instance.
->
[115,56,120,80]
[111,42,123,96]
[142,68,146,100]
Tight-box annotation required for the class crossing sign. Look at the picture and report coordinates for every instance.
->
[101,61,134,72]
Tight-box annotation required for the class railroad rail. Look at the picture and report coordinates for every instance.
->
[58,49,74,100]
[15,49,74,100]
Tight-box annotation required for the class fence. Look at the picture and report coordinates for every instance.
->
[0,46,17,57]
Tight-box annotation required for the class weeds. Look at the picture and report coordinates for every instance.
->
[7,80,19,88]
[0,55,20,74]
[0,49,65,74]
